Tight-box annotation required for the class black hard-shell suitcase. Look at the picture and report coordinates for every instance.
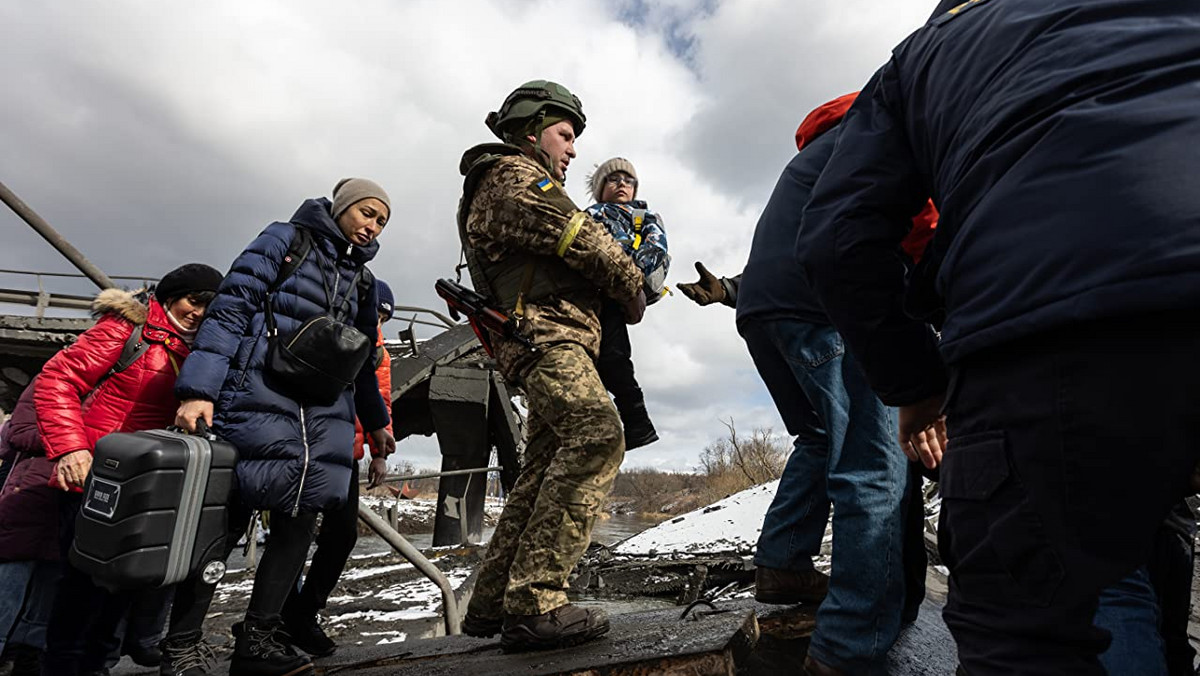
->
[70,426,237,591]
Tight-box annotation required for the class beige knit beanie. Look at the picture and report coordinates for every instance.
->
[588,157,638,203]
[331,178,391,220]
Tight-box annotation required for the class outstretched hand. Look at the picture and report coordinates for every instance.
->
[899,393,948,470]
[677,262,726,306]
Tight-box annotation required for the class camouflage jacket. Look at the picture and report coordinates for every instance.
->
[459,147,642,379]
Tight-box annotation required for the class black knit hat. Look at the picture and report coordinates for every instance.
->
[154,263,224,303]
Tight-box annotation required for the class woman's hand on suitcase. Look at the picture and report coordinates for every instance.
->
[367,456,389,489]
[175,399,214,433]
[54,450,92,490]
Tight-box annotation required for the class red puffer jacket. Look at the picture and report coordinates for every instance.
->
[34,290,191,472]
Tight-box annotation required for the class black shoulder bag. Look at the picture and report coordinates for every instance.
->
[263,229,372,406]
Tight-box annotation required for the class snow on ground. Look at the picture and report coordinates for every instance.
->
[326,566,473,626]
[610,480,835,571]
[613,481,778,557]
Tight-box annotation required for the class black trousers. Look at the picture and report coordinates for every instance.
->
[901,461,929,624]
[166,501,251,638]
[283,464,360,617]
[245,511,318,623]
[167,497,322,633]
[42,494,132,676]
[939,312,1200,675]
[596,300,649,422]
[1149,503,1197,676]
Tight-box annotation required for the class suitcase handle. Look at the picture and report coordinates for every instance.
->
[166,420,218,441]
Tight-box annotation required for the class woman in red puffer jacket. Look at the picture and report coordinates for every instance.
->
[32,263,223,676]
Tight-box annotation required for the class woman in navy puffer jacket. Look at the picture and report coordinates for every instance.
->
[174,179,395,676]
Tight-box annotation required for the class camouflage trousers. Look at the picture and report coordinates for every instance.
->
[467,342,625,617]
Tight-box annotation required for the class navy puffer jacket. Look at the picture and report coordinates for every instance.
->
[175,198,389,514]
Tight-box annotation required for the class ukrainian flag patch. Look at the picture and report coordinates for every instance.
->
[537,178,553,192]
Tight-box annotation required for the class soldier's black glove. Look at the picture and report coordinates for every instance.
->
[678,262,726,306]
[623,288,647,325]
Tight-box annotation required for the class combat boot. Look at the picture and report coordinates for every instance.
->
[462,613,503,638]
[501,604,610,652]
[230,615,313,676]
[159,632,217,676]
[754,565,829,605]
[280,611,336,657]
[620,402,658,451]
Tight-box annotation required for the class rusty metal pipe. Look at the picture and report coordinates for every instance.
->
[0,181,115,289]
[357,503,462,635]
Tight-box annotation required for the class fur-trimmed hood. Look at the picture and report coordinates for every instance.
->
[90,288,148,325]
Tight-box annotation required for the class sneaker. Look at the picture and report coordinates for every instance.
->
[754,566,829,605]
[159,632,217,676]
[281,613,336,658]
[230,617,313,676]
[462,613,503,638]
[500,604,610,652]
[127,643,163,668]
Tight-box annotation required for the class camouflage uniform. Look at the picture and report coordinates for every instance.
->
[459,149,641,617]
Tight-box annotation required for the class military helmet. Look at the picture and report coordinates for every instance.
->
[486,80,586,142]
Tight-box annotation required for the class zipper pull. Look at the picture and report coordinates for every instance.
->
[346,243,353,256]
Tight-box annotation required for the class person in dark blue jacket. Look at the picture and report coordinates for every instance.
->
[173,178,395,676]
[796,1,1200,673]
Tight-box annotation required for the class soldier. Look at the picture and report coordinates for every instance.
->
[455,80,645,651]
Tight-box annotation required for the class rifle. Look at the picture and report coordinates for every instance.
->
[435,278,536,356]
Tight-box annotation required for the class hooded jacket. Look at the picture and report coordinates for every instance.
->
[34,289,190,463]
[175,198,389,514]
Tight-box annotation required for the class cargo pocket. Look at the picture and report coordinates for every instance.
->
[939,431,1064,608]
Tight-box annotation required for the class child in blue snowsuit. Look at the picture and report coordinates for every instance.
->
[585,157,669,450]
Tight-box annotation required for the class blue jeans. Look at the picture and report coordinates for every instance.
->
[1095,568,1167,675]
[741,318,909,674]
[0,560,61,654]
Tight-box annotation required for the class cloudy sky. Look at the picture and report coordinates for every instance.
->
[0,0,939,471]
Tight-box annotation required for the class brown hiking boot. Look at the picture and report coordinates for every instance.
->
[754,566,829,605]
[500,604,610,652]
[462,612,503,638]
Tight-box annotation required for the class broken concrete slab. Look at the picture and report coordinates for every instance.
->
[317,605,757,676]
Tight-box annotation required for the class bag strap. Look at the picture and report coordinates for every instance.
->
[273,227,313,293]
[94,323,149,390]
[265,227,315,340]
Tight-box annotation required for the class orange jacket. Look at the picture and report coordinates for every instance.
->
[354,325,393,460]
